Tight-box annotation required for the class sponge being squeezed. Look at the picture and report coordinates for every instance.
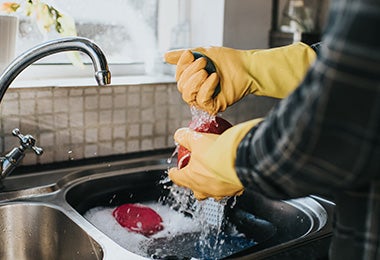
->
[177,108,233,169]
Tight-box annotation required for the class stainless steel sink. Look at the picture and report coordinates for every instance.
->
[0,149,335,259]
[0,202,103,260]
[63,154,334,259]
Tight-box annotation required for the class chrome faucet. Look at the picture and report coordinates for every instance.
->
[0,37,111,100]
[0,37,111,179]
[0,129,43,179]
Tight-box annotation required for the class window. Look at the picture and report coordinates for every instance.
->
[24,0,159,63]
[3,0,224,80]
[12,0,161,76]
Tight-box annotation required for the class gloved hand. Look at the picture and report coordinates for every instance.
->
[168,118,263,200]
[164,42,316,115]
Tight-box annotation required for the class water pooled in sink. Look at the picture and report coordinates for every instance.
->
[84,201,256,259]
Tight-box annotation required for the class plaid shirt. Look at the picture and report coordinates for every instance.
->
[236,0,380,259]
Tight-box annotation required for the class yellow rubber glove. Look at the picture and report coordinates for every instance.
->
[168,118,263,200]
[164,43,316,115]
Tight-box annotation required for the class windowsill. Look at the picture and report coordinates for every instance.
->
[10,74,176,88]
[5,63,176,88]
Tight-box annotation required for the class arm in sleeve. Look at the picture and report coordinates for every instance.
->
[235,0,380,200]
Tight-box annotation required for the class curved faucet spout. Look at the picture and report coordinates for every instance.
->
[0,37,111,103]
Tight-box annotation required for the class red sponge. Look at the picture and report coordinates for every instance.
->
[178,116,233,169]
[113,203,164,236]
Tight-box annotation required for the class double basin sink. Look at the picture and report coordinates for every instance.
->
[0,149,334,259]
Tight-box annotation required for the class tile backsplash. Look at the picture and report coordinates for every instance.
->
[0,82,278,166]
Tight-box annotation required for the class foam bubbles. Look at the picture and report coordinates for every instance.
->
[84,202,201,257]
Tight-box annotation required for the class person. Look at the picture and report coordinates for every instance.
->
[164,0,380,259]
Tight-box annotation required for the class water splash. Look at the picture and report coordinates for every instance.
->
[166,145,179,164]
[162,130,255,258]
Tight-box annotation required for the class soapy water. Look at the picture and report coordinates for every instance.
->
[84,201,256,259]
[84,202,201,257]
[85,172,256,259]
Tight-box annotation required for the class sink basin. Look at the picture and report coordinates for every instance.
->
[0,203,103,260]
[1,149,334,259]
[65,165,334,259]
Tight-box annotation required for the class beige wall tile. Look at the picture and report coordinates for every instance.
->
[0,82,270,166]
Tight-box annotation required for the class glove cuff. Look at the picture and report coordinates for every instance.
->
[246,42,317,98]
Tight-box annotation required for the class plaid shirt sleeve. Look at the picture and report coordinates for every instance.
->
[235,0,380,259]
